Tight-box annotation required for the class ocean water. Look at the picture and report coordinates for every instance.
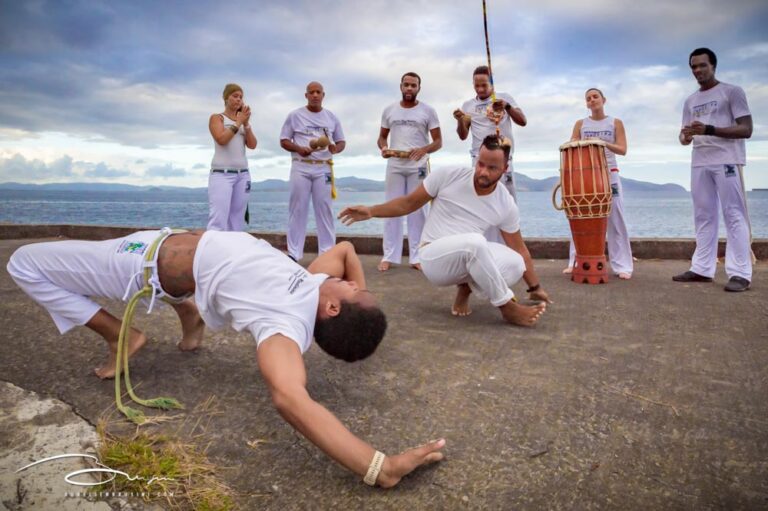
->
[1,189,766,239]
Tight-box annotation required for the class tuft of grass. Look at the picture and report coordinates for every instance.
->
[91,397,236,510]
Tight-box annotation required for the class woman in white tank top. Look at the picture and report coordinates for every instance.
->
[207,83,258,231]
[563,88,634,279]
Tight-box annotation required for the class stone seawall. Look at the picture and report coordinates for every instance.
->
[0,224,765,260]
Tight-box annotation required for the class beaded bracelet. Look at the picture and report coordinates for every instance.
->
[363,450,386,486]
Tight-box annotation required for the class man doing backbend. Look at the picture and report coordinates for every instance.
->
[7,231,444,487]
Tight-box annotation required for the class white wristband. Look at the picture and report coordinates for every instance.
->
[363,450,385,486]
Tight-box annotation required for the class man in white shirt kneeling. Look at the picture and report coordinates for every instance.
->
[340,135,550,326]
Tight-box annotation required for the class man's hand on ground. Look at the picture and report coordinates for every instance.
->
[529,288,553,304]
[377,439,446,488]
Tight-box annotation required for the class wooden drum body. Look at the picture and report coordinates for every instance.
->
[552,140,613,284]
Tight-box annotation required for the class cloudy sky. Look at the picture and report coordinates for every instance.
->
[1,0,766,189]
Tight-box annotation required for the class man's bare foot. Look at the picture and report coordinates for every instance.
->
[378,260,392,272]
[617,272,631,280]
[451,284,472,316]
[499,300,546,327]
[562,266,573,274]
[410,262,422,271]
[95,329,147,379]
[173,300,206,351]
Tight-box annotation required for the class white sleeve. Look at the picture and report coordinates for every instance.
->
[279,112,294,141]
[729,86,751,119]
[461,99,473,113]
[331,112,345,142]
[423,167,450,197]
[381,105,391,129]
[427,105,440,130]
[681,98,692,127]
[251,322,309,353]
[498,198,521,233]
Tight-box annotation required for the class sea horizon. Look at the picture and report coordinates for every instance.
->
[2,188,766,239]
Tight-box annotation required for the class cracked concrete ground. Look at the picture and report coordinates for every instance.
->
[1,237,766,510]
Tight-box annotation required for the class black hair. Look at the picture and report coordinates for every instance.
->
[314,301,387,362]
[689,48,717,69]
[473,65,491,77]
[480,134,511,161]
[401,72,421,86]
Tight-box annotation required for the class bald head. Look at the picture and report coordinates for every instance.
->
[306,81,324,93]
[305,81,325,111]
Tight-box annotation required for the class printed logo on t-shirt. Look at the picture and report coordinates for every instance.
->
[391,119,422,128]
[692,101,718,118]
[724,164,737,178]
[117,241,148,255]
[583,130,612,139]
[301,125,331,137]
[288,268,309,295]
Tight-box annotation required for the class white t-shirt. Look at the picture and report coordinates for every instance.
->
[421,167,520,243]
[461,92,518,159]
[381,101,440,171]
[682,82,751,167]
[193,231,328,354]
[581,116,618,169]
[280,107,345,170]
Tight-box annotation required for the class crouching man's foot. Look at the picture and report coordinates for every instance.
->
[451,283,472,316]
[499,299,546,327]
[95,328,147,379]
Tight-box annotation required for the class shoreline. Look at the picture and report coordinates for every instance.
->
[1,223,766,260]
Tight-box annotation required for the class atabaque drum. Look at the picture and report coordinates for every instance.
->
[552,140,613,284]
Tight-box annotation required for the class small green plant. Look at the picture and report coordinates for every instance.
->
[91,401,236,510]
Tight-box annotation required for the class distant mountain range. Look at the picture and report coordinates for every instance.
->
[0,174,689,194]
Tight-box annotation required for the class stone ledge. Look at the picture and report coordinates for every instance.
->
[0,224,765,260]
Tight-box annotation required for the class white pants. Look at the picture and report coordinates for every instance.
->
[382,167,428,264]
[287,165,335,260]
[420,233,525,306]
[207,171,251,231]
[7,231,163,334]
[689,164,752,280]
[568,170,633,275]
[474,157,517,243]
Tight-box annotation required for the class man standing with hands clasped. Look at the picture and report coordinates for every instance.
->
[675,47,754,292]
[378,72,442,272]
[281,82,346,262]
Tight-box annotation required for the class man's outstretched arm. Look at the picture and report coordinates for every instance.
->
[307,241,365,289]
[338,184,432,225]
[257,335,445,487]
